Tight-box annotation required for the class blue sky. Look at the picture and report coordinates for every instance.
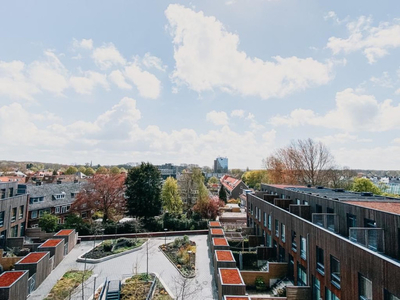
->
[1,0,400,169]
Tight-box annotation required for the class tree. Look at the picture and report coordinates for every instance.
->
[161,177,183,215]
[208,176,219,185]
[125,162,162,220]
[351,178,382,195]
[71,174,126,223]
[110,166,121,175]
[96,166,108,174]
[84,167,95,176]
[326,166,356,189]
[242,170,268,190]
[193,196,224,219]
[230,168,245,178]
[219,186,227,203]
[77,166,86,173]
[39,213,58,232]
[264,138,335,186]
[65,166,78,175]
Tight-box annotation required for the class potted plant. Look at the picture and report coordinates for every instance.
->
[255,276,266,291]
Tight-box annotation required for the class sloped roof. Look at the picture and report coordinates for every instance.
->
[220,175,246,192]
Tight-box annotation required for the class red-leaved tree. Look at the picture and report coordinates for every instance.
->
[193,196,224,219]
[71,174,126,223]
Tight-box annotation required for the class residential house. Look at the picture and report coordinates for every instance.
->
[220,175,248,200]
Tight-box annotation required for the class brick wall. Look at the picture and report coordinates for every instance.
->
[240,262,287,287]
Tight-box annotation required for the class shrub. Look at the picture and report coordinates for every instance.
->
[102,240,113,252]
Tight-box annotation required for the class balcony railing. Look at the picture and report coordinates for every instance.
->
[349,227,385,253]
[312,213,338,232]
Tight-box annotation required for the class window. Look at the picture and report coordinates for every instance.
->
[300,236,307,260]
[11,207,17,222]
[331,256,341,288]
[0,211,4,227]
[266,233,272,247]
[11,225,18,237]
[304,200,309,205]
[258,209,261,222]
[275,219,279,237]
[297,263,307,286]
[268,214,272,230]
[29,197,44,204]
[313,277,321,300]
[55,206,60,214]
[385,290,400,300]
[359,274,372,300]
[250,203,253,215]
[31,211,38,219]
[38,210,47,217]
[19,206,24,219]
[316,204,322,213]
[0,189,5,199]
[61,206,67,213]
[281,223,285,242]
[52,193,66,200]
[296,199,301,205]
[347,213,357,238]
[71,192,77,198]
[326,288,340,300]
[364,218,376,228]
[255,206,258,219]
[263,212,267,227]
[316,246,324,275]
[8,188,13,198]
[81,211,87,218]
[327,207,334,213]
[291,230,297,252]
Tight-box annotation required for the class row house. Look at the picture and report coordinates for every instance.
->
[0,182,28,248]
[27,182,84,228]
[247,184,400,300]
[220,175,248,200]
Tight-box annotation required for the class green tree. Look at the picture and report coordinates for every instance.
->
[39,213,58,232]
[208,176,219,185]
[110,166,121,175]
[77,166,86,173]
[162,177,183,214]
[125,162,162,220]
[219,186,227,203]
[96,166,108,174]
[242,170,268,190]
[351,178,382,195]
[84,167,95,176]
[65,166,78,175]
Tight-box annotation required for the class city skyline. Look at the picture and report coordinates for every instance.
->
[1,1,400,169]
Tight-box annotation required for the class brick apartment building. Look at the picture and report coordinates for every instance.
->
[247,184,400,300]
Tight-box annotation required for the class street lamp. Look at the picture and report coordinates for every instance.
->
[164,228,168,246]
[92,274,98,299]
[187,250,192,266]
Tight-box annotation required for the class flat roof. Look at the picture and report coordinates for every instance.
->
[0,271,26,287]
[55,229,74,236]
[17,252,48,264]
[343,201,400,215]
[216,250,234,261]
[224,297,250,300]
[40,239,63,247]
[213,237,228,246]
[210,228,224,235]
[219,268,244,285]
[209,221,221,227]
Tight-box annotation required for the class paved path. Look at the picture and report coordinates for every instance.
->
[30,235,217,300]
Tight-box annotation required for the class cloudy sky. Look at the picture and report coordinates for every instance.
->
[1,1,400,170]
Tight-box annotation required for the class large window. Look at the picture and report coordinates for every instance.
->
[316,246,324,275]
[291,230,297,252]
[313,277,321,300]
[8,188,14,198]
[359,274,372,300]
[300,236,307,260]
[31,211,38,219]
[385,290,400,300]
[19,205,24,219]
[331,256,341,288]
[281,223,286,242]
[347,213,357,238]
[0,189,5,199]
[0,211,4,227]
[275,219,279,237]
[266,233,272,247]
[326,288,340,300]
[297,264,307,286]
[268,214,271,230]
[263,212,267,227]
[11,207,17,222]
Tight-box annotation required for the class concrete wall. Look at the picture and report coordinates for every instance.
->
[38,239,64,268]
[0,271,28,300]
[0,250,24,271]
[14,252,50,289]
[25,228,54,241]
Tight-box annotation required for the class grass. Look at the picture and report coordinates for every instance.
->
[84,238,146,259]
[45,270,93,300]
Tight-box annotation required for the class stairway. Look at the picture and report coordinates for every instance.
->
[105,280,121,300]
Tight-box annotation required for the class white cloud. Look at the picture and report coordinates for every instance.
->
[92,43,126,69]
[231,109,245,118]
[70,71,109,94]
[206,110,229,126]
[270,88,400,132]
[392,138,400,144]
[109,70,132,89]
[73,38,93,50]
[370,72,393,88]
[0,60,40,101]
[124,62,161,99]
[28,50,69,95]
[142,52,167,72]
[165,4,334,99]
[327,16,400,63]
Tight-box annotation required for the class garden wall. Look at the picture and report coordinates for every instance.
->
[240,262,287,287]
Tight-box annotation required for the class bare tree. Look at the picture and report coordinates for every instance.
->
[264,138,335,186]
[172,275,203,300]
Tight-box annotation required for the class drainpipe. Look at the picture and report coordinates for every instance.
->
[307,233,310,286]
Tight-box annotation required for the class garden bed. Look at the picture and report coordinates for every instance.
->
[160,236,196,277]
[83,238,146,259]
[45,270,93,300]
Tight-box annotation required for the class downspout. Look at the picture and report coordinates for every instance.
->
[307,233,310,286]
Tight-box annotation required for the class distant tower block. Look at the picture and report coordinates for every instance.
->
[214,157,228,173]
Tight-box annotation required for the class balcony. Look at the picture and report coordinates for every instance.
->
[349,227,385,253]
[312,213,338,233]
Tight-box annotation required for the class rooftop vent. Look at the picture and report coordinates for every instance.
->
[307,184,312,188]
[361,192,373,197]
[56,180,62,184]
[317,186,324,189]
[333,189,345,193]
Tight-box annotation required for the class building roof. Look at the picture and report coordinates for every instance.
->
[216,250,234,261]
[220,175,246,192]
[212,237,228,246]
[0,271,27,287]
[27,182,83,211]
[17,252,48,264]
[343,201,400,215]
[55,229,74,236]
[39,239,63,248]
[209,221,221,227]
[219,268,244,285]
[210,228,224,235]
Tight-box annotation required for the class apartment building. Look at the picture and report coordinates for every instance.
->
[247,184,400,300]
[0,182,28,247]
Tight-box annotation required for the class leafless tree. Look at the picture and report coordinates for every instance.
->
[172,275,203,300]
[264,138,335,186]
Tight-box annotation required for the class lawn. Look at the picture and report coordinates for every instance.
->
[83,238,146,259]
[160,236,196,277]
[45,270,93,300]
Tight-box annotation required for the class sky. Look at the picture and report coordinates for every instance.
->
[1,1,400,170]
